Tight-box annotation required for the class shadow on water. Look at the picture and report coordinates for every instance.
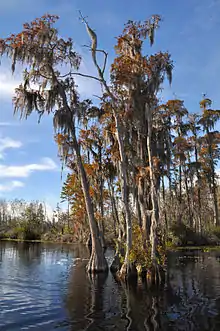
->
[2,242,220,330]
[65,250,220,331]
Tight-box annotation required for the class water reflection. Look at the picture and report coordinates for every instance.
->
[66,250,220,331]
[1,242,220,330]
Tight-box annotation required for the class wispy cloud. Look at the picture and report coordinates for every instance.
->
[0,122,19,126]
[0,180,24,192]
[0,72,20,99]
[0,53,101,101]
[0,137,22,159]
[0,157,57,178]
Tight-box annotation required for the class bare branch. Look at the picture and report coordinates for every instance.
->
[71,72,102,82]
[93,94,103,100]
[59,71,101,82]
[79,10,88,24]
[83,45,108,74]
[59,71,73,78]
[82,26,115,99]
[99,49,108,74]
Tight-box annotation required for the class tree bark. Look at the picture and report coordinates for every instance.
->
[194,142,202,232]
[54,72,108,273]
[146,103,163,284]
[114,117,133,278]
[207,128,219,226]
[72,131,108,273]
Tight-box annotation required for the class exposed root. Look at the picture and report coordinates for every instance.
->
[110,252,122,273]
[86,247,108,273]
[136,264,147,278]
[117,262,137,282]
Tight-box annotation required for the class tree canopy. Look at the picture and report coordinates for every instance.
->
[1,13,220,283]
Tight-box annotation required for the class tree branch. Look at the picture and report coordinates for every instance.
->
[83,45,108,74]
[59,71,102,82]
[101,49,108,74]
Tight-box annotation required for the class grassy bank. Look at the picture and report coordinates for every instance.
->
[0,238,75,244]
[2,238,220,254]
[167,245,220,252]
[0,233,78,245]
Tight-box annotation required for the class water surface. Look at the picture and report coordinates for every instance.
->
[1,241,220,330]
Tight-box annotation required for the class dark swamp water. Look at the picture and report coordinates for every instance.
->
[1,243,220,330]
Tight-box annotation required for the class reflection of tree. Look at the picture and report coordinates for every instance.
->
[65,261,108,330]
[65,261,91,330]
[57,249,220,330]
[18,242,41,266]
[162,251,220,330]
[85,273,108,330]
[119,280,163,331]
[0,241,7,262]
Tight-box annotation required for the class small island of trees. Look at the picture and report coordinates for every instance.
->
[1,13,220,285]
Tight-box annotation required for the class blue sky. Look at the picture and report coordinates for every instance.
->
[0,0,220,212]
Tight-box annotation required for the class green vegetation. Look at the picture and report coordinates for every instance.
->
[1,12,220,283]
[0,199,73,243]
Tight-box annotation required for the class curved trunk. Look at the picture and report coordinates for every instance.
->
[72,131,108,273]
[52,71,107,272]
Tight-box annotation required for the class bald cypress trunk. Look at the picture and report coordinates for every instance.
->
[146,103,164,285]
[113,116,134,278]
[72,130,108,273]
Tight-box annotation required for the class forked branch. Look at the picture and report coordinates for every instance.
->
[79,11,115,102]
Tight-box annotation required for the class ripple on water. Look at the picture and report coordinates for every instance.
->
[1,243,220,330]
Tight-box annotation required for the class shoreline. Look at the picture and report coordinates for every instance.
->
[0,238,78,245]
[1,238,220,251]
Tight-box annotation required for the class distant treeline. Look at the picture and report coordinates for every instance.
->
[0,199,71,241]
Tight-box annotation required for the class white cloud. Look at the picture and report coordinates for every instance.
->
[0,137,22,159]
[0,180,24,192]
[0,72,20,99]
[0,36,109,103]
[0,59,100,101]
[0,157,57,178]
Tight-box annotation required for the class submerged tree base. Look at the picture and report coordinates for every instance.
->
[117,262,138,282]
[86,248,108,273]
[110,252,122,273]
[146,264,165,286]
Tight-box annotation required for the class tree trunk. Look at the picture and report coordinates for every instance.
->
[178,164,183,224]
[53,71,107,272]
[138,178,149,242]
[212,172,219,227]
[162,175,168,235]
[98,146,106,248]
[134,186,142,229]
[194,144,202,233]
[114,115,133,278]
[184,167,193,228]
[146,103,163,284]
[206,128,219,226]
[72,131,108,273]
